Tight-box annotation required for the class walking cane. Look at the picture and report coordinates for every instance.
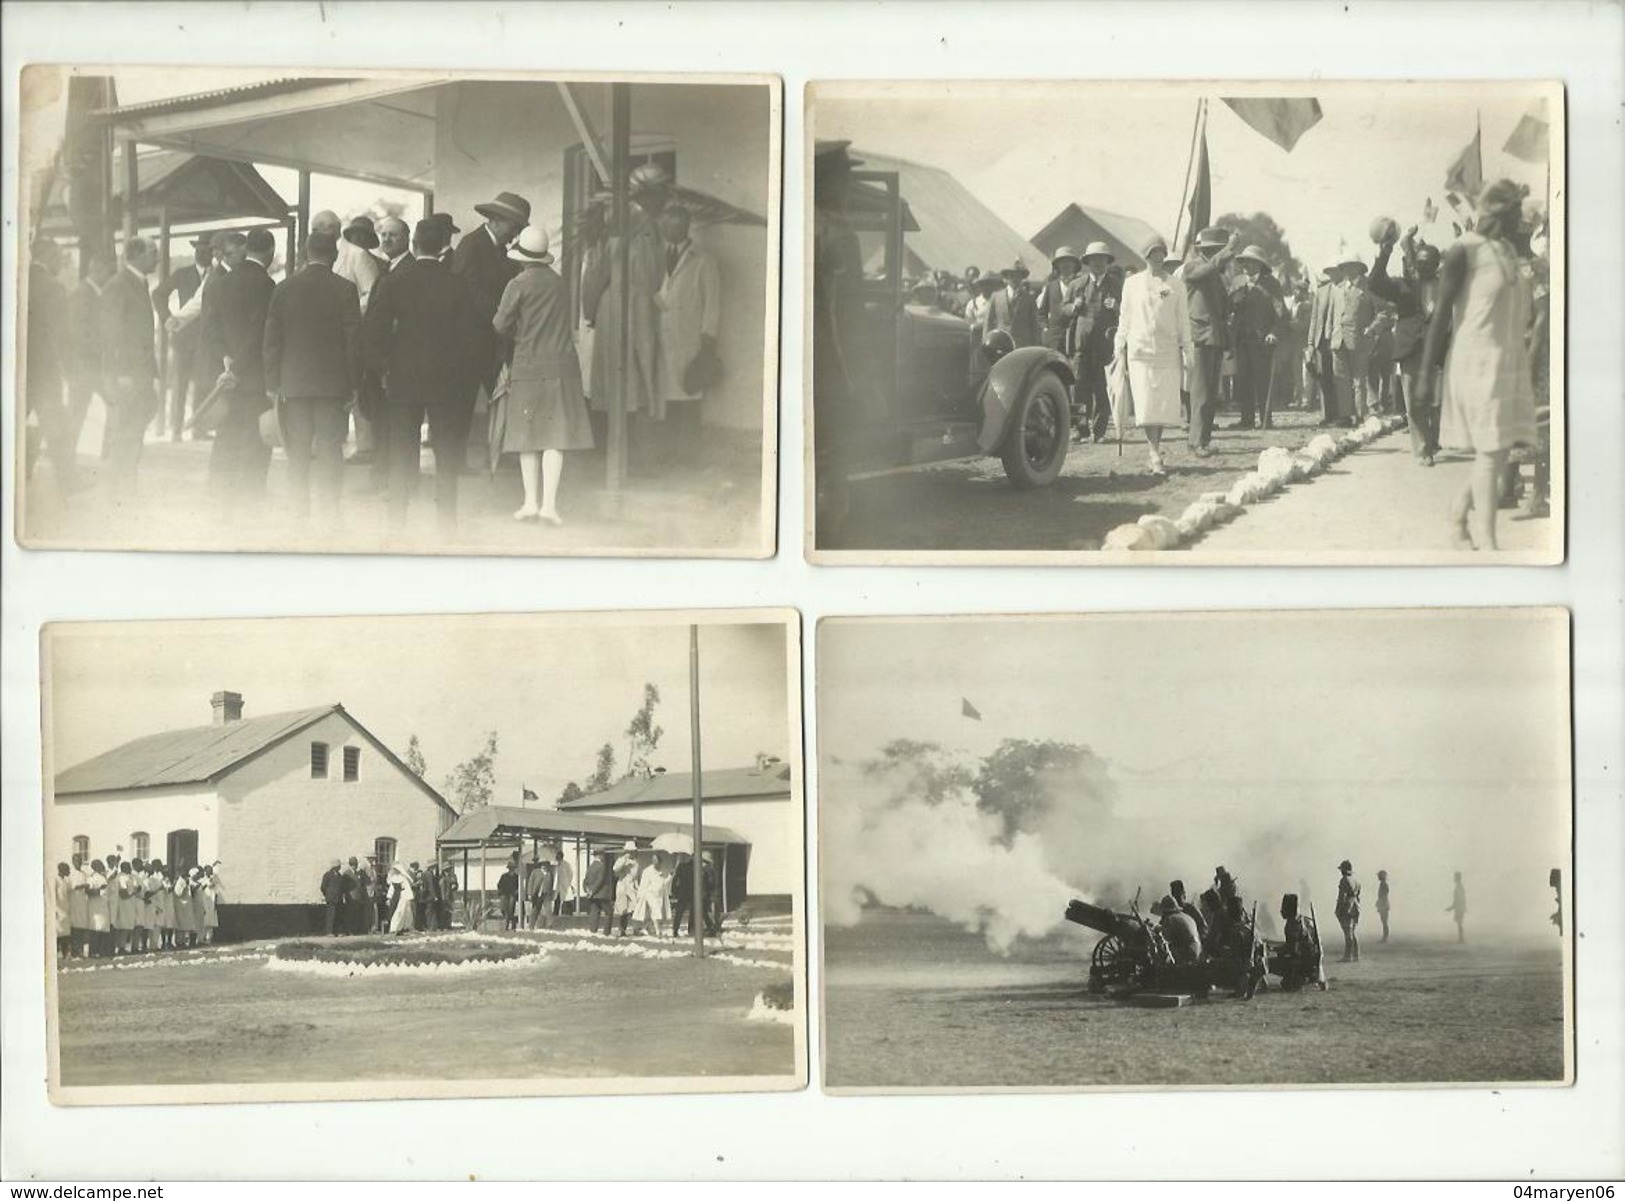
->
[1262,349,1278,430]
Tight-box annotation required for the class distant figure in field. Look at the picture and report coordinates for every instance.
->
[1376,869,1391,942]
[1447,871,1467,943]
[1335,859,1361,963]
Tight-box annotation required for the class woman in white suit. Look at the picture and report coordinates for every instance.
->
[1113,235,1193,476]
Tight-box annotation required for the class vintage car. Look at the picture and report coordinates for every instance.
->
[815,168,1074,509]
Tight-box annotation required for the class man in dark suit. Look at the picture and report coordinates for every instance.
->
[451,190,528,476]
[1182,225,1240,455]
[264,231,362,519]
[99,235,162,489]
[359,216,414,496]
[366,218,483,532]
[1072,243,1123,442]
[1368,226,1443,463]
[153,236,211,439]
[319,860,344,936]
[1305,265,1340,426]
[25,237,76,491]
[208,227,277,506]
[67,251,116,467]
[1228,245,1283,430]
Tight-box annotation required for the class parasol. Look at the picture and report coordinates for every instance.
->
[652,831,694,855]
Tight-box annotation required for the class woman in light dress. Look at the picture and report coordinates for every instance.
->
[634,851,672,939]
[68,855,90,959]
[85,859,112,958]
[200,865,221,944]
[149,862,174,951]
[492,226,594,525]
[1112,235,1193,476]
[388,863,416,935]
[173,869,198,948]
[112,861,140,954]
[1416,179,1538,550]
[53,863,73,960]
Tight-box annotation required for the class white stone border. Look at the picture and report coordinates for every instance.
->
[263,940,549,979]
[58,950,270,975]
[1101,415,1408,551]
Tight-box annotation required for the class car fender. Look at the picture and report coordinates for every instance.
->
[976,347,1075,454]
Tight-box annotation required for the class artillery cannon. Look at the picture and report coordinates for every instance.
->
[1065,892,1266,1000]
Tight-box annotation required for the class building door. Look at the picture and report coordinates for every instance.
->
[722,844,749,912]
[167,828,198,876]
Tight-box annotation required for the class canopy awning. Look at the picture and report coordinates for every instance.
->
[38,148,288,236]
[437,805,748,851]
[101,76,443,191]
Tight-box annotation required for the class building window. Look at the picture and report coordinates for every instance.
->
[72,834,89,861]
[343,746,361,782]
[310,742,329,779]
[130,832,150,861]
[374,837,397,871]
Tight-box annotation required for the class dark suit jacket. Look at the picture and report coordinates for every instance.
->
[1367,243,1437,364]
[451,223,519,390]
[264,263,362,398]
[1183,252,1233,348]
[1072,268,1123,363]
[27,263,66,401]
[215,259,276,397]
[364,256,482,409]
[99,267,157,384]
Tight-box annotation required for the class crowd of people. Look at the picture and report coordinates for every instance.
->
[497,843,721,940]
[319,856,458,936]
[897,181,1552,547]
[23,161,725,533]
[52,851,224,960]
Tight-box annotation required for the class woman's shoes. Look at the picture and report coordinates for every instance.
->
[513,505,540,522]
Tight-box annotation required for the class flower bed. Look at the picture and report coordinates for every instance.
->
[273,936,538,969]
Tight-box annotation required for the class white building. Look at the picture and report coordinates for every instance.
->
[557,756,796,901]
[51,691,456,937]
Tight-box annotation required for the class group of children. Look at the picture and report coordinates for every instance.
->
[53,852,222,960]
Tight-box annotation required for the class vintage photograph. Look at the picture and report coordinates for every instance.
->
[818,610,1572,1091]
[16,66,781,557]
[41,610,804,1104]
[809,81,1563,563]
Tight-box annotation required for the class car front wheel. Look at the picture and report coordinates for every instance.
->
[999,371,1070,488]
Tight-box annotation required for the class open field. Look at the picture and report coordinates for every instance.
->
[823,909,1566,1090]
[55,929,795,1091]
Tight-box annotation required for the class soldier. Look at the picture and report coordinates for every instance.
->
[1376,869,1392,942]
[1446,871,1467,943]
[1168,879,1208,941]
[1152,894,1202,964]
[1277,893,1325,991]
[1335,858,1362,962]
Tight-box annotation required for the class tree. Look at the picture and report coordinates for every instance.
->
[624,683,664,780]
[585,742,617,793]
[1215,210,1304,287]
[556,780,585,807]
[404,734,427,779]
[443,730,499,814]
[971,738,1104,844]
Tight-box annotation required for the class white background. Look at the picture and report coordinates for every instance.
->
[3,0,1622,1182]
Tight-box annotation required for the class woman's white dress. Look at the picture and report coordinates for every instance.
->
[634,862,670,924]
[613,859,640,917]
[388,872,415,933]
[1440,232,1537,453]
[1114,268,1193,428]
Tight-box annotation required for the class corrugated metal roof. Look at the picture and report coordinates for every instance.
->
[54,706,337,795]
[1031,203,1164,271]
[95,79,344,120]
[852,150,1050,279]
[557,764,792,810]
[438,805,748,847]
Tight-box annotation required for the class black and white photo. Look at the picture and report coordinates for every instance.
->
[16,66,781,558]
[808,81,1563,564]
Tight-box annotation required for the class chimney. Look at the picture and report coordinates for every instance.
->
[211,691,244,725]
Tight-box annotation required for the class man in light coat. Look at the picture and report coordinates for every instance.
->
[654,204,722,456]
[1329,257,1378,425]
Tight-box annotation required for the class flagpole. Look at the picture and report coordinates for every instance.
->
[1171,97,1206,253]
[689,624,705,960]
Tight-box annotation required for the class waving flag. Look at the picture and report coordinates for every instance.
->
[1445,119,1484,198]
[961,698,982,721]
[1177,130,1212,258]
[1503,97,1550,162]
[521,786,539,802]
[1422,197,1438,224]
[1221,97,1324,152]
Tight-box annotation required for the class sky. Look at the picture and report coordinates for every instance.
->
[818,610,1570,938]
[48,615,792,808]
[816,82,1553,272]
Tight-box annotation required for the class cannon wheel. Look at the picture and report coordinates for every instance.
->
[1089,933,1140,993]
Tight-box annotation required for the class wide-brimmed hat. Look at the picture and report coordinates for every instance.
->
[1338,252,1366,272]
[475,191,532,225]
[189,235,210,251]
[343,215,380,250]
[628,163,673,196]
[1000,260,1030,279]
[507,225,554,265]
[622,840,639,852]
[1338,859,1354,873]
[1236,244,1273,271]
[973,271,1003,291]
[427,212,461,235]
[1195,225,1232,248]
[1140,234,1169,260]
[1081,241,1115,264]
[1050,245,1082,267]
